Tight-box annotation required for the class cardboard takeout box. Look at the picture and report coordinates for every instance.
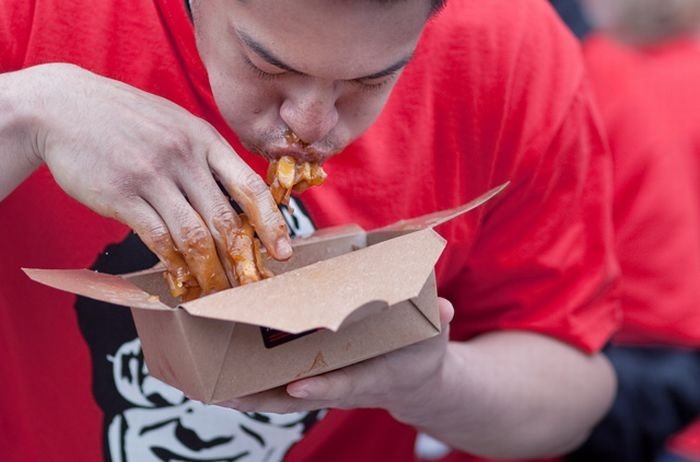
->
[24,184,506,402]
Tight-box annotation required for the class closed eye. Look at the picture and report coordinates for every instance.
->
[351,73,398,91]
[242,54,286,81]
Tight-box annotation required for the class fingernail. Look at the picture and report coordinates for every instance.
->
[288,386,309,399]
[276,238,292,259]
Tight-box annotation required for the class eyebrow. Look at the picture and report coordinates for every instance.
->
[237,30,414,80]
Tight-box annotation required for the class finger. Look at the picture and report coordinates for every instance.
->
[218,386,327,414]
[141,180,229,296]
[437,297,455,332]
[286,300,456,404]
[286,359,385,407]
[113,197,200,299]
[207,141,292,261]
[176,167,245,286]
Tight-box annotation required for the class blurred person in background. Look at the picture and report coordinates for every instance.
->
[568,0,700,461]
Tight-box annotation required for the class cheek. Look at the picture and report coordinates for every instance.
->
[338,88,394,137]
[208,67,281,130]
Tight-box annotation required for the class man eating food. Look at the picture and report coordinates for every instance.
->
[0,1,619,461]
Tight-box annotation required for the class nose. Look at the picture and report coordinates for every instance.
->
[280,81,339,145]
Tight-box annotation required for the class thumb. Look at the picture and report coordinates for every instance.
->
[437,297,454,332]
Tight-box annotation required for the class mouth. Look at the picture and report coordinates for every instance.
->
[266,148,329,164]
[241,134,340,164]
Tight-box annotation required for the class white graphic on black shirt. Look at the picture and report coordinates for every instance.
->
[281,198,315,238]
[106,338,322,462]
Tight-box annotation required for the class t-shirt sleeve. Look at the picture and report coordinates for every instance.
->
[440,1,621,354]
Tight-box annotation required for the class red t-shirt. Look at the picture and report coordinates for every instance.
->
[584,35,700,347]
[583,33,700,460]
[0,1,619,461]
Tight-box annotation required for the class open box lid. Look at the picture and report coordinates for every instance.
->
[24,229,445,333]
[23,183,507,333]
[373,182,508,232]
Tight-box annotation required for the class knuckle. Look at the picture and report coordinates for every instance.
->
[179,224,210,251]
[163,130,194,157]
[132,159,160,183]
[199,120,220,141]
[141,225,173,253]
[147,225,170,241]
[210,203,237,223]
[238,170,270,200]
[259,209,286,231]
[141,132,196,171]
[210,205,239,236]
[111,153,163,195]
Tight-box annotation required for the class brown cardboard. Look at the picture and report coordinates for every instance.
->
[24,182,507,402]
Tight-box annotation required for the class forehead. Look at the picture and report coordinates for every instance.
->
[217,0,429,79]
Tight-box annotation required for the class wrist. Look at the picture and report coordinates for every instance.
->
[388,342,469,428]
[0,67,47,167]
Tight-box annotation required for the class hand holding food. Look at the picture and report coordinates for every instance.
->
[169,145,327,297]
[12,63,293,300]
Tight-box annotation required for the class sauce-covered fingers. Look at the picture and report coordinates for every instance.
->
[141,182,230,297]
[116,198,202,301]
[226,217,261,286]
[208,142,292,261]
[144,230,202,301]
[177,170,273,287]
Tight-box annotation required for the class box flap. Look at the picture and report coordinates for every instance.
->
[375,182,509,232]
[408,273,440,330]
[178,228,447,332]
[22,268,172,311]
[263,225,367,276]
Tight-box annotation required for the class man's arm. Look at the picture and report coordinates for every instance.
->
[407,326,616,457]
[221,299,616,459]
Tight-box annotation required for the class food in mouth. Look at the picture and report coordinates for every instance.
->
[266,155,327,207]
[164,155,326,300]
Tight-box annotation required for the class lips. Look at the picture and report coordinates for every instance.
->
[266,147,329,164]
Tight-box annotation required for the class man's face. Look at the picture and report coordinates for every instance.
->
[193,0,429,163]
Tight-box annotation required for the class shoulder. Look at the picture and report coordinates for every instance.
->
[414,0,587,146]
[422,0,584,81]
[1,0,172,70]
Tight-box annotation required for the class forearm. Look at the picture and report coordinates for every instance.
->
[0,68,43,201]
[396,331,616,459]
